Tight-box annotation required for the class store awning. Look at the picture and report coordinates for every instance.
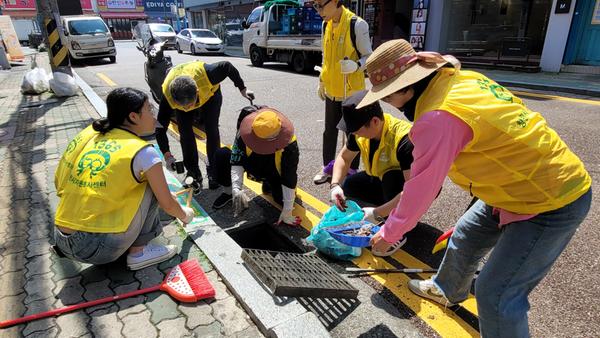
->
[1,9,36,18]
[100,12,147,19]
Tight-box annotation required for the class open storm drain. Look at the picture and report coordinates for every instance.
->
[241,249,358,299]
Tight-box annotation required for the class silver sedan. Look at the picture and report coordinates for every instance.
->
[176,29,224,55]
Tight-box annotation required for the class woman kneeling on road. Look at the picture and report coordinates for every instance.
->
[362,39,592,337]
[53,87,195,270]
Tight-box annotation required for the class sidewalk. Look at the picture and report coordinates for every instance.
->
[0,56,262,337]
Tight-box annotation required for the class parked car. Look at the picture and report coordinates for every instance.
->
[61,15,116,63]
[224,22,243,46]
[176,29,224,55]
[146,23,177,49]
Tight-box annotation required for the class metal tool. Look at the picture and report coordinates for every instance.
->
[345,267,438,274]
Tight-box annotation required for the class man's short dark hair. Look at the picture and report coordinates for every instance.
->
[169,76,197,107]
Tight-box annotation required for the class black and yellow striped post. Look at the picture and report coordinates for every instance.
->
[35,0,71,74]
[44,17,69,69]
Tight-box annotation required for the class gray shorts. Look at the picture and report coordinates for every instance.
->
[53,186,163,265]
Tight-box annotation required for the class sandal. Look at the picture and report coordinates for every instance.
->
[371,237,407,257]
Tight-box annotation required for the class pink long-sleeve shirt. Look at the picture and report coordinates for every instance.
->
[379,110,535,244]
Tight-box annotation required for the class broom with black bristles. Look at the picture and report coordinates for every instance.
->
[0,260,215,329]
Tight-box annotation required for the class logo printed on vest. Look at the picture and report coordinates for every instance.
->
[517,110,530,128]
[477,78,513,102]
[76,140,122,179]
[379,151,389,163]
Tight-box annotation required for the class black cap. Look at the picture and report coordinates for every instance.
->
[337,90,384,133]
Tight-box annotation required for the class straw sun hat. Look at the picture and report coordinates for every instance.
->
[357,39,459,109]
[239,108,294,155]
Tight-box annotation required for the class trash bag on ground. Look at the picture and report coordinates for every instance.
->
[50,72,78,97]
[306,200,363,260]
[21,67,50,94]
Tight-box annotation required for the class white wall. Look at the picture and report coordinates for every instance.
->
[540,0,577,72]
[424,0,444,51]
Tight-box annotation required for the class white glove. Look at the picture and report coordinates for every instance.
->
[278,208,299,225]
[278,186,300,225]
[340,59,359,74]
[165,154,176,171]
[180,206,195,224]
[232,187,249,217]
[317,81,326,101]
[362,207,382,224]
[231,165,244,191]
[329,184,346,211]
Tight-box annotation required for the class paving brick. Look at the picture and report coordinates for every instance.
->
[113,282,144,310]
[88,305,123,338]
[83,279,113,313]
[26,253,52,278]
[24,273,56,304]
[156,317,188,337]
[178,302,215,329]
[0,292,26,322]
[229,325,264,338]
[80,265,108,284]
[206,271,230,301]
[134,265,163,289]
[107,268,137,288]
[189,321,224,338]
[22,316,56,337]
[122,310,157,338]
[211,297,251,336]
[0,271,27,298]
[0,235,28,256]
[147,293,180,324]
[117,302,147,319]
[24,326,59,338]
[0,251,27,273]
[51,257,86,282]
[54,276,85,307]
[26,238,52,258]
[56,311,90,338]
[157,255,182,274]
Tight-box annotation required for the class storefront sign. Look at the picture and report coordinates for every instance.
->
[106,0,136,9]
[2,0,92,10]
[555,0,572,14]
[144,1,183,13]
[410,0,429,51]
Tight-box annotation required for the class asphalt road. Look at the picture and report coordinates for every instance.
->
[74,41,600,338]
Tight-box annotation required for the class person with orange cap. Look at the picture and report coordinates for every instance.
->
[312,0,373,185]
[359,39,591,337]
[211,107,300,226]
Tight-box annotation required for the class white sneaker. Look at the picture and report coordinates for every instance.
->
[408,278,455,307]
[127,243,177,270]
[313,169,331,185]
[371,237,407,257]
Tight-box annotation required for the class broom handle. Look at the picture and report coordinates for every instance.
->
[0,285,161,329]
[345,267,438,273]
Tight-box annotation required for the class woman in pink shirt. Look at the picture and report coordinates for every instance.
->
[359,39,592,338]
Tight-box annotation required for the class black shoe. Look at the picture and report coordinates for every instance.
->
[184,175,203,195]
[208,177,219,190]
[261,181,272,195]
[212,192,232,209]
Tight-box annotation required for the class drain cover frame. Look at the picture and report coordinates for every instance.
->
[241,249,359,299]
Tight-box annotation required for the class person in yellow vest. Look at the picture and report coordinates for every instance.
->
[211,107,301,226]
[53,88,195,270]
[156,60,251,192]
[328,90,414,256]
[360,40,592,337]
[312,0,373,184]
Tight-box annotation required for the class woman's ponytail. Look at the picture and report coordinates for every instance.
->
[94,87,148,134]
[92,118,111,133]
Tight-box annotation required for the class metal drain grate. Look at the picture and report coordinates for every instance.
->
[241,249,358,299]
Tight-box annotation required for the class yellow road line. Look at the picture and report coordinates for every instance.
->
[513,90,600,106]
[167,122,479,337]
[96,73,117,87]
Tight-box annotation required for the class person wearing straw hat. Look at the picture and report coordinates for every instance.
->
[329,90,414,256]
[312,0,373,185]
[211,108,301,226]
[360,39,591,336]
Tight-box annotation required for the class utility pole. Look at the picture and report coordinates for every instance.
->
[35,0,72,75]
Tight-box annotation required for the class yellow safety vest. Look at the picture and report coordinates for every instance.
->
[415,68,591,214]
[321,6,365,100]
[162,61,220,112]
[245,135,297,175]
[356,114,412,179]
[54,126,150,233]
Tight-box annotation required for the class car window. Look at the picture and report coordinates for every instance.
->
[190,30,217,38]
[182,30,189,37]
[226,23,241,31]
[67,19,108,35]
[150,24,174,33]
[247,7,263,25]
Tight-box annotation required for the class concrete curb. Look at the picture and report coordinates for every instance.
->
[495,79,600,98]
[72,69,107,118]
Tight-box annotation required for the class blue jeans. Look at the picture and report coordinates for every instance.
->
[433,188,591,338]
[53,186,163,265]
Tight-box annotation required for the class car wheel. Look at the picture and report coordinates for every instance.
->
[190,44,196,55]
[292,52,311,73]
[250,45,264,67]
[176,43,182,54]
[109,56,116,63]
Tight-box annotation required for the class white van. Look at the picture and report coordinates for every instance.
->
[62,15,116,63]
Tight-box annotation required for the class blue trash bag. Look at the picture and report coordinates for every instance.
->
[306,200,363,260]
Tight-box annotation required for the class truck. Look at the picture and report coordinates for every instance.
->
[242,1,323,73]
